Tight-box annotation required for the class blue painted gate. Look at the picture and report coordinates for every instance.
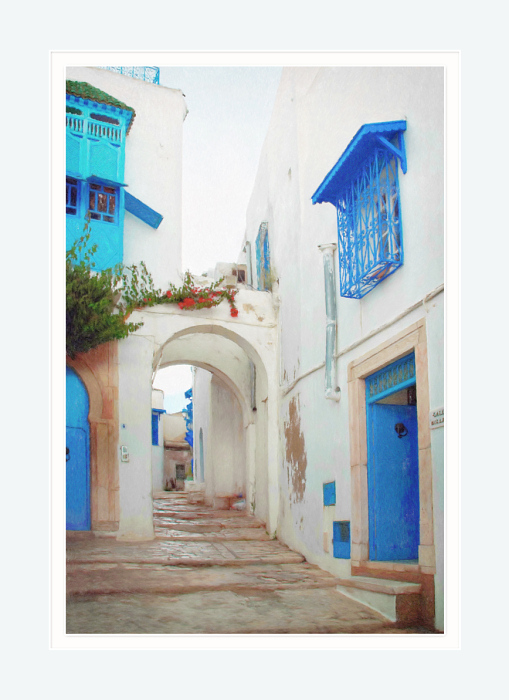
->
[367,402,419,560]
[66,367,90,530]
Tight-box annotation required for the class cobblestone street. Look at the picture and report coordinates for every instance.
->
[66,492,434,634]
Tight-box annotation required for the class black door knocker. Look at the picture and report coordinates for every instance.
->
[394,423,408,438]
[66,446,70,462]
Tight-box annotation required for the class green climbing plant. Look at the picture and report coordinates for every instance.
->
[66,220,239,359]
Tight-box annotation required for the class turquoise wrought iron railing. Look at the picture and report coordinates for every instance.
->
[102,66,160,84]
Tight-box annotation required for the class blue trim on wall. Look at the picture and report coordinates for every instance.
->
[323,481,336,506]
[125,191,163,229]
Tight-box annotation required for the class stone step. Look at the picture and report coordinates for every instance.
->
[66,561,344,598]
[155,527,271,541]
[152,509,256,520]
[153,516,265,529]
[336,576,423,626]
[66,539,305,568]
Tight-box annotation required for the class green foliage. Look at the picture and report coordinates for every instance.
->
[66,232,143,358]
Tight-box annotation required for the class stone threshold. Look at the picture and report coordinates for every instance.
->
[337,576,422,596]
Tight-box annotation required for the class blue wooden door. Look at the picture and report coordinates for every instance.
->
[66,367,90,530]
[367,403,419,560]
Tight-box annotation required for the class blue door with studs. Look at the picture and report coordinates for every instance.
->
[366,354,419,561]
[66,367,90,530]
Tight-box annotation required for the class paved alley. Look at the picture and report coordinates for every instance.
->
[66,492,432,635]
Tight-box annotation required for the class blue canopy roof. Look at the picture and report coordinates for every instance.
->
[312,121,407,205]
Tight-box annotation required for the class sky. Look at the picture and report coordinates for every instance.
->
[159,67,282,275]
[153,67,282,409]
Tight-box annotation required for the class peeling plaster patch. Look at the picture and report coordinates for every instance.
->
[284,395,307,503]
[242,303,265,323]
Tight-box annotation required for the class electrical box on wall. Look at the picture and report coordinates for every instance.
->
[120,445,129,462]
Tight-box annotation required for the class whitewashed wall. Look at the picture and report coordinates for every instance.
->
[240,66,445,628]
[192,368,246,502]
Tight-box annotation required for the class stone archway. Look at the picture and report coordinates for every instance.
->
[115,293,278,540]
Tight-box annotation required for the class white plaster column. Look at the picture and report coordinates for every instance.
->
[117,333,155,540]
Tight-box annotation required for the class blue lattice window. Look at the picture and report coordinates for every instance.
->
[88,183,118,223]
[312,121,407,299]
[255,222,271,291]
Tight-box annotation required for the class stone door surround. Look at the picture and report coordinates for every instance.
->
[347,318,435,574]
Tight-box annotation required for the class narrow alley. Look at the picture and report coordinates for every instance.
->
[66,492,434,635]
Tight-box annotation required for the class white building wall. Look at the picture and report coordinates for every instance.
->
[192,368,246,501]
[66,67,187,289]
[163,413,187,442]
[192,368,213,487]
[240,66,445,628]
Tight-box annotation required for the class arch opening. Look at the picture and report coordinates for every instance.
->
[149,322,272,524]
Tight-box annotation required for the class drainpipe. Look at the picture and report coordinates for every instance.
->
[318,243,341,402]
[243,241,253,287]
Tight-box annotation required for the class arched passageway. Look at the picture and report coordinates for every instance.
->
[115,290,278,540]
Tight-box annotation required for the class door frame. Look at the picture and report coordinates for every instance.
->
[66,341,120,533]
[347,318,436,574]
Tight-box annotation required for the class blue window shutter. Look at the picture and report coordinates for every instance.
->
[125,191,163,229]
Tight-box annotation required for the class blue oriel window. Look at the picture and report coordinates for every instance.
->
[312,121,407,299]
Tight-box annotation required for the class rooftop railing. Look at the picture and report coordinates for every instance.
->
[101,66,160,84]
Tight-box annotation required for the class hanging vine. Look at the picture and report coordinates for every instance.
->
[66,227,238,358]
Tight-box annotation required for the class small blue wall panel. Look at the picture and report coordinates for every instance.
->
[323,481,336,506]
[125,191,163,229]
[333,521,351,559]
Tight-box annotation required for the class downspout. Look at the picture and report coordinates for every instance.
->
[318,243,341,402]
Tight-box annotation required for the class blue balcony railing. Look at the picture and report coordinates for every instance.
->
[101,66,160,84]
